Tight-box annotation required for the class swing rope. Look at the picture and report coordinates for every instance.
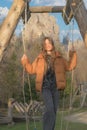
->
[22,0,37,130]
[59,16,75,130]
[65,18,75,130]
[59,90,66,130]
[61,1,83,129]
[22,1,30,130]
[59,18,75,130]
[69,18,74,109]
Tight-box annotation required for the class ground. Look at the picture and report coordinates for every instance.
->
[64,111,87,124]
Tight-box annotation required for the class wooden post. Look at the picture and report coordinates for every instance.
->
[62,0,87,47]
[71,0,87,47]
[0,0,26,61]
[8,98,15,125]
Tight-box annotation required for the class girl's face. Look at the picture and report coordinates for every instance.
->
[44,39,53,52]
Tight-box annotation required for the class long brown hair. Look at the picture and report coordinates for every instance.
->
[42,37,56,73]
[42,37,55,52]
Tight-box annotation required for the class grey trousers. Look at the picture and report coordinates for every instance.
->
[42,88,59,130]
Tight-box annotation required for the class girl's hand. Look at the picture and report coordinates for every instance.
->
[21,54,28,67]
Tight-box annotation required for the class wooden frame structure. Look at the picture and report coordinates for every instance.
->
[0,0,87,61]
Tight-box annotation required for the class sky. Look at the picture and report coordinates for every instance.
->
[0,0,87,42]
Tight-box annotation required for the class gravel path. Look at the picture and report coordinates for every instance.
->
[64,111,87,124]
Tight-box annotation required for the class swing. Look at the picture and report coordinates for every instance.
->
[22,3,75,130]
[21,1,79,130]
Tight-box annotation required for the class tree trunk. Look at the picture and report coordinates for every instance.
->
[0,0,26,61]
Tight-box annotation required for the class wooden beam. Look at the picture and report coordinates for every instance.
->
[29,6,64,13]
[0,0,26,61]
[22,6,64,23]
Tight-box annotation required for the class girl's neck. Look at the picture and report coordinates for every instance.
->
[46,50,52,55]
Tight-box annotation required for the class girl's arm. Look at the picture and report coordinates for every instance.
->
[21,54,38,74]
[63,50,77,71]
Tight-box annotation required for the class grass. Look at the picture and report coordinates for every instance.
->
[0,110,87,130]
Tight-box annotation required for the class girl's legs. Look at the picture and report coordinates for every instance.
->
[42,88,59,130]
